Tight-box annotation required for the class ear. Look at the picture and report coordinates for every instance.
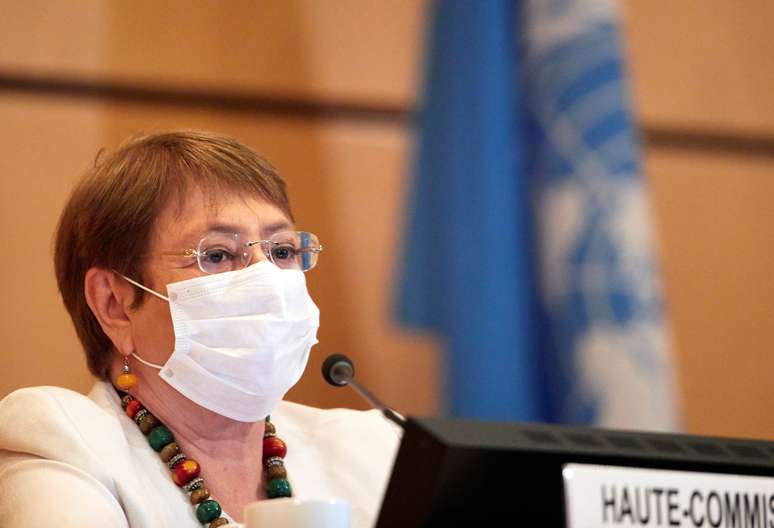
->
[84,267,137,358]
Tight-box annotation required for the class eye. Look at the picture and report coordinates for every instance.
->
[271,244,297,262]
[199,246,243,274]
[194,232,249,274]
[203,248,234,264]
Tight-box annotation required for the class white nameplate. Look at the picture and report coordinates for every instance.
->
[563,463,774,527]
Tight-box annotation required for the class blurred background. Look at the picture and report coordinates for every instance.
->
[1,1,773,439]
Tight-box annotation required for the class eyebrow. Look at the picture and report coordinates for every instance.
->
[201,220,294,239]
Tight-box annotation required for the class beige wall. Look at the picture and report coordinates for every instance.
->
[2,1,774,439]
[0,0,436,416]
[622,0,774,135]
[0,91,439,416]
[621,1,774,438]
[646,148,774,437]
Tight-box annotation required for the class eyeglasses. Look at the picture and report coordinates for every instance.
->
[164,231,323,274]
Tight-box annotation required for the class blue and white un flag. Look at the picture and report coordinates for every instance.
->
[523,0,678,429]
[398,0,678,429]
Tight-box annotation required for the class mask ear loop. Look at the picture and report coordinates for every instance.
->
[113,271,170,302]
[131,352,164,370]
[112,270,168,370]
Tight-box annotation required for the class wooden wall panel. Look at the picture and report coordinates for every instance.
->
[622,0,774,135]
[0,1,427,107]
[0,95,107,398]
[646,147,774,438]
[19,0,774,129]
[3,0,774,439]
[0,1,109,78]
[4,1,773,132]
[0,92,439,416]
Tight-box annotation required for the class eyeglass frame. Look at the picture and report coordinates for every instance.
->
[160,230,323,274]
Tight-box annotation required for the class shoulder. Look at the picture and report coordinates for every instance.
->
[0,384,109,415]
[0,384,126,479]
[273,400,401,526]
[0,385,135,526]
[0,385,112,439]
[274,399,402,447]
[272,399,402,487]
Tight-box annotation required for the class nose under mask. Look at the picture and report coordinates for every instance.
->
[119,260,320,422]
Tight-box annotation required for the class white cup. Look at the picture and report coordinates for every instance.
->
[244,498,351,528]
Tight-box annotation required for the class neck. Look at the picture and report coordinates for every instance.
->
[125,364,265,453]
[110,357,275,522]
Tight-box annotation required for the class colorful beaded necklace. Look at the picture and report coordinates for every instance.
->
[119,392,292,527]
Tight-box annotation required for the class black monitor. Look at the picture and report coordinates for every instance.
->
[376,417,774,527]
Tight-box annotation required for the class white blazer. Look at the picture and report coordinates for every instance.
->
[0,382,400,527]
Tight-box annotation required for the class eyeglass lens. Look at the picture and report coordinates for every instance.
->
[196,231,320,274]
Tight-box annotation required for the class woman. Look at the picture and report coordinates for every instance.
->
[0,131,399,527]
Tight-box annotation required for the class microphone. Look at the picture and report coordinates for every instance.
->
[322,354,406,428]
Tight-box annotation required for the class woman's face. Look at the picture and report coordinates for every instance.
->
[126,186,294,368]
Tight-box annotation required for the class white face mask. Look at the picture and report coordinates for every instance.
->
[120,260,320,422]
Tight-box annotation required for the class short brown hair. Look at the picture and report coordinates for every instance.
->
[54,130,293,379]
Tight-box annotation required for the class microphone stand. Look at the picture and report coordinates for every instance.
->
[347,379,406,428]
[323,353,407,429]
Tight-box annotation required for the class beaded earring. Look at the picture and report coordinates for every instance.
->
[115,355,138,391]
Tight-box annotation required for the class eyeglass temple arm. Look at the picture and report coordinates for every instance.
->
[159,250,198,258]
[243,241,323,253]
